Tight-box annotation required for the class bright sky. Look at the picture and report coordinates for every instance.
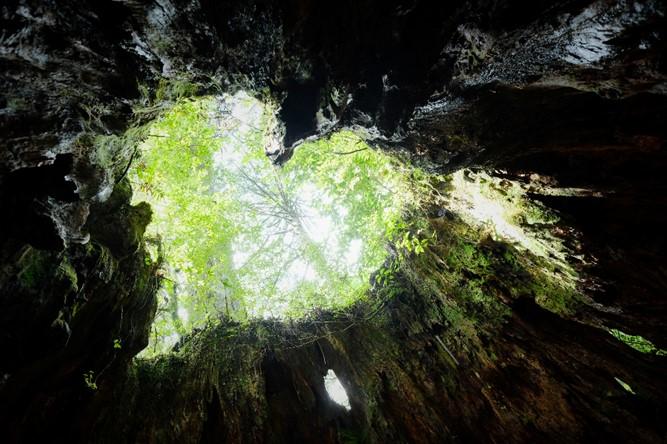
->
[324,369,351,410]
[208,92,371,318]
[133,91,412,354]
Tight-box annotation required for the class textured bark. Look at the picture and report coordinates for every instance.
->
[0,179,159,441]
[1,0,666,442]
[89,218,666,444]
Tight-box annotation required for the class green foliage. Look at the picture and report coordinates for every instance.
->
[397,229,429,255]
[131,94,430,355]
[83,370,98,391]
[129,92,578,357]
[609,329,667,356]
[134,77,203,122]
[614,377,636,394]
[407,219,514,329]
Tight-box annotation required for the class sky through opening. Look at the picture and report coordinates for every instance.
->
[131,93,420,354]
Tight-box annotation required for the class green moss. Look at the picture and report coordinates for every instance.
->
[17,247,55,289]
[444,170,583,313]
[531,279,581,316]
[56,257,79,292]
[87,242,116,282]
[609,329,667,356]
[154,78,202,103]
[128,202,153,239]
[398,219,511,335]
[133,77,204,122]
[514,201,559,225]
[400,214,584,335]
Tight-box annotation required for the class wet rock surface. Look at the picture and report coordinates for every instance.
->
[1,0,666,442]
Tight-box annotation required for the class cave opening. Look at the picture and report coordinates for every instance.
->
[324,369,352,411]
[127,89,590,358]
[129,91,439,354]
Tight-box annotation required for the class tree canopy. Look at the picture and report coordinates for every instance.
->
[131,93,428,354]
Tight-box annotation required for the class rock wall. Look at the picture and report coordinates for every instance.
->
[1,0,666,442]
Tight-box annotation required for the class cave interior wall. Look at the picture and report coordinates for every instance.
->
[1,0,666,442]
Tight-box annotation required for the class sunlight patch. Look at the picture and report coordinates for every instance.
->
[324,369,351,411]
[614,377,635,395]
[445,169,585,290]
[609,328,667,356]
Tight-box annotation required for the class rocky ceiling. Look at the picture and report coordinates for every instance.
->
[1,0,666,442]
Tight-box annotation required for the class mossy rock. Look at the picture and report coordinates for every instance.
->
[87,179,153,258]
[16,247,57,290]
